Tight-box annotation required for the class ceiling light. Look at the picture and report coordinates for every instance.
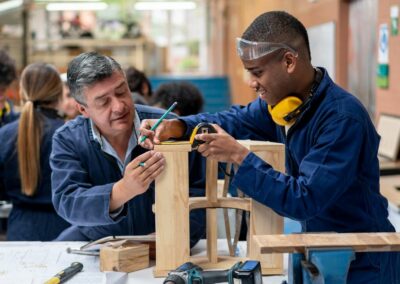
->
[134,1,196,11]
[46,2,108,11]
[36,0,101,2]
[0,0,23,13]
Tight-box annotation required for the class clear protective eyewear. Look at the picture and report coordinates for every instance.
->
[236,37,297,60]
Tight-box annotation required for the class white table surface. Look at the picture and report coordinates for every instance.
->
[3,205,398,284]
[0,240,288,284]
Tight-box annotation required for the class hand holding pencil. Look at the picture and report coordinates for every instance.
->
[139,101,178,144]
[139,102,187,149]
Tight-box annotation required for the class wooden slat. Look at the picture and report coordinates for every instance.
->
[206,159,218,263]
[253,233,400,254]
[189,197,251,211]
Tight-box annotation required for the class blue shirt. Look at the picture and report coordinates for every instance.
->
[50,104,206,247]
[89,109,141,173]
[179,68,399,283]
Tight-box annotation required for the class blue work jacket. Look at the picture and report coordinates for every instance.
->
[180,68,399,283]
[0,108,71,241]
[50,104,206,247]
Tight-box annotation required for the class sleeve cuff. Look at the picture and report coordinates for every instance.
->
[179,118,196,139]
[109,206,125,219]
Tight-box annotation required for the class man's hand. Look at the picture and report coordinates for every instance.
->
[195,124,250,165]
[139,119,186,149]
[110,150,165,211]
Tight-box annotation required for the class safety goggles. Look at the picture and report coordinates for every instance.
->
[236,37,297,60]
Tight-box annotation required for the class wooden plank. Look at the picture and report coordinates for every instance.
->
[189,197,251,211]
[206,159,218,263]
[253,233,400,254]
[154,150,190,275]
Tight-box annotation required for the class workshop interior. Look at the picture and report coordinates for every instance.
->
[0,0,400,284]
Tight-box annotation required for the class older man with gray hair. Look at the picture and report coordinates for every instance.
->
[50,52,205,246]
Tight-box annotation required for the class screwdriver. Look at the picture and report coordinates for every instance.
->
[44,262,83,284]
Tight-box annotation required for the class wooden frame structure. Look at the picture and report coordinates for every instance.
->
[153,140,285,277]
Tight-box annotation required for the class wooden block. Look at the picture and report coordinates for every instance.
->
[100,243,149,273]
[253,233,400,254]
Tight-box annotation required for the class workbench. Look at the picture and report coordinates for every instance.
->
[0,240,288,284]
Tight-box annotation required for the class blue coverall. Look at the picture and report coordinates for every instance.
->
[179,68,399,283]
[51,104,206,248]
[0,107,71,241]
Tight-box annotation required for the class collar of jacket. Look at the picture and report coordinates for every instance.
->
[304,67,333,113]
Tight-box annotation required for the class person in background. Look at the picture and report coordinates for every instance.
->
[0,63,71,241]
[140,11,399,283]
[51,52,205,247]
[60,73,80,120]
[151,82,204,116]
[0,50,19,127]
[125,66,152,105]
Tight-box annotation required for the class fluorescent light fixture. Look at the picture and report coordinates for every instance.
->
[46,2,108,11]
[0,0,23,12]
[36,0,101,2]
[135,1,196,11]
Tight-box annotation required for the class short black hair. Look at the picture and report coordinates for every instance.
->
[125,66,152,97]
[242,11,311,60]
[67,51,122,105]
[152,82,204,116]
[0,49,17,87]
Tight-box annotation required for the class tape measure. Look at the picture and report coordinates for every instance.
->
[189,122,217,150]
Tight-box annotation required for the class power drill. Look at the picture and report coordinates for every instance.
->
[163,260,263,284]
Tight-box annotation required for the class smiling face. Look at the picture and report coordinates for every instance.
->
[242,49,297,106]
[78,70,134,139]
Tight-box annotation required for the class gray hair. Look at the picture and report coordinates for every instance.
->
[67,52,123,105]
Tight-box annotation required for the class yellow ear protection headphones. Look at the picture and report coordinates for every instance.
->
[268,96,311,126]
[268,68,322,126]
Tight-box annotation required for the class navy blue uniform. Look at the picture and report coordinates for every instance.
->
[51,104,206,247]
[180,68,399,283]
[0,108,70,241]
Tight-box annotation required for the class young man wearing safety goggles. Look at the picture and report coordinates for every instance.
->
[139,11,399,283]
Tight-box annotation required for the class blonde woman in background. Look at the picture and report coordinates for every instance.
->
[0,63,70,241]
